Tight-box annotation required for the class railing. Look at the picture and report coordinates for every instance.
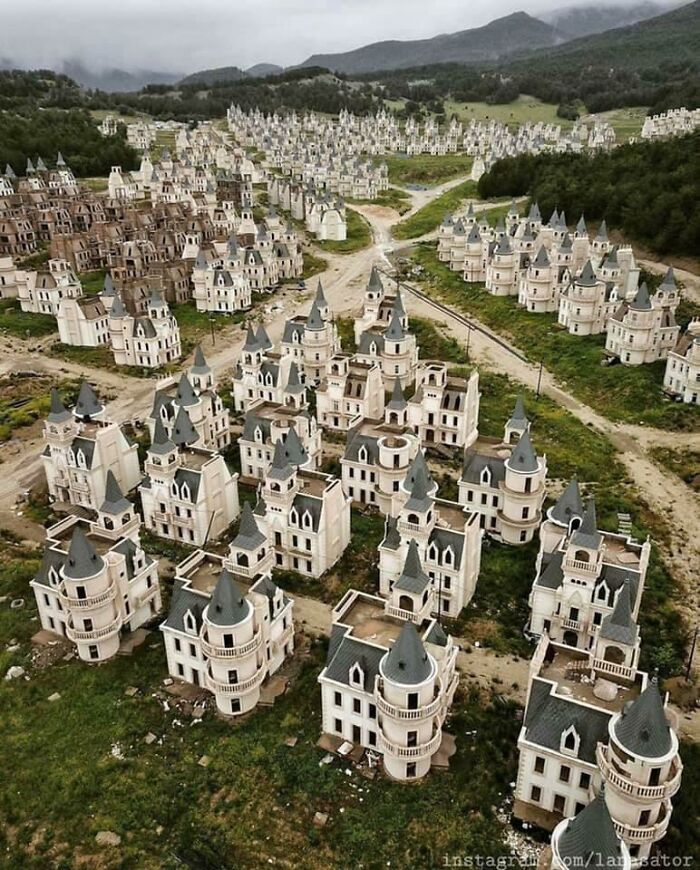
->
[597,745,682,801]
[378,728,442,759]
[59,580,116,610]
[201,629,263,659]
[562,617,583,631]
[66,613,122,642]
[205,666,266,695]
[377,689,442,721]
[564,557,598,575]
[152,509,171,523]
[385,604,424,625]
[611,810,670,843]
[397,520,422,535]
[136,584,160,609]
[591,658,635,681]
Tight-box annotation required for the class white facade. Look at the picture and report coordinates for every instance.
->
[109,290,182,369]
[664,318,700,403]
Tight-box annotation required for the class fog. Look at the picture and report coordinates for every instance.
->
[0,0,675,75]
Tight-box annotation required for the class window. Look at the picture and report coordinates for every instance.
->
[174,638,181,652]
[534,756,545,774]
[368,703,377,720]
[406,762,417,779]
[353,698,361,714]
[231,699,241,714]
[368,730,377,747]
[334,691,342,707]
[579,772,591,790]
[530,785,541,802]
[559,765,571,783]
[334,718,342,734]
[553,794,566,814]
[89,644,99,660]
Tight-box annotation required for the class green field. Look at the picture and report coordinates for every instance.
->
[392,180,479,240]
[583,106,648,141]
[302,250,328,279]
[317,208,372,254]
[380,154,474,186]
[0,299,56,339]
[347,186,413,215]
[649,446,700,491]
[445,96,572,128]
[0,376,80,443]
[411,244,700,432]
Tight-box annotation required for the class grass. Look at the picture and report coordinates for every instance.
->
[47,343,169,380]
[347,186,413,215]
[0,375,80,443]
[392,180,478,240]
[410,243,700,431]
[583,106,648,141]
[649,446,700,491]
[302,250,328,280]
[78,269,107,296]
[379,154,474,187]
[0,299,56,339]
[317,209,372,254]
[445,96,571,128]
[171,301,246,349]
[82,177,109,192]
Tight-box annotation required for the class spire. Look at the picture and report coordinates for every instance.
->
[382,622,433,685]
[386,377,407,411]
[306,298,325,330]
[170,406,199,446]
[62,525,104,580]
[190,344,210,376]
[550,478,583,527]
[207,569,249,626]
[404,452,434,512]
[255,324,272,351]
[392,287,405,317]
[47,388,72,424]
[395,539,430,594]
[533,246,550,268]
[284,361,304,394]
[73,382,103,419]
[630,282,652,311]
[384,307,405,341]
[571,498,602,549]
[599,581,638,646]
[595,219,608,242]
[175,373,198,407]
[100,470,131,515]
[110,292,127,318]
[227,233,239,258]
[148,288,166,309]
[269,436,295,479]
[577,260,597,286]
[102,273,115,296]
[614,675,673,758]
[243,325,261,352]
[556,787,627,870]
[150,417,176,455]
[660,267,677,292]
[56,151,65,167]
[231,501,266,550]
[575,213,587,235]
[508,430,539,473]
[314,278,328,309]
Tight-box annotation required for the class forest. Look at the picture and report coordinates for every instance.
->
[476,132,700,258]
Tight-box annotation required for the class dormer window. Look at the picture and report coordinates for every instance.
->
[480,467,491,486]
[170,482,179,497]
[48,566,59,586]
[302,510,312,529]
[444,547,453,566]
[290,508,298,526]
[560,726,580,757]
[358,445,367,463]
[349,662,364,688]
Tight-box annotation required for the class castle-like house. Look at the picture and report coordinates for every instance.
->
[31,477,161,662]
[161,545,294,717]
[664,318,700,403]
[340,382,421,515]
[406,362,480,448]
[140,411,239,547]
[148,348,230,452]
[232,324,299,412]
[318,588,458,781]
[316,353,385,431]
[280,283,341,384]
[238,410,321,483]
[605,271,680,365]
[192,237,252,313]
[256,439,351,578]
[378,452,482,619]
[458,397,547,544]
[42,383,140,510]
[527,482,651,652]
[109,289,182,369]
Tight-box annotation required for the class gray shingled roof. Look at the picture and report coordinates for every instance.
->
[292,493,322,532]
[571,499,602,550]
[243,325,262,352]
[614,677,672,759]
[191,345,210,375]
[150,417,176,455]
[386,377,407,411]
[48,388,72,424]
[62,526,104,580]
[382,622,433,686]
[74,382,103,419]
[384,308,405,341]
[358,330,385,354]
[256,324,273,351]
[549,478,583,527]
[70,436,95,469]
[163,579,207,632]
[285,361,304,394]
[268,436,295,480]
[577,260,597,287]
[395,539,430,594]
[171,406,199,446]
[404,452,435,512]
[557,787,625,870]
[533,246,550,268]
[325,634,385,690]
[232,501,266,551]
[507,394,528,429]
[507,430,539,474]
[306,299,325,330]
[314,279,328,308]
[630,282,652,311]
[207,569,250,626]
[461,450,506,486]
[176,373,198,407]
[100,470,131,515]
[599,581,638,646]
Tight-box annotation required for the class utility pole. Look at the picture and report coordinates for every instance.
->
[465,326,471,363]
[686,624,698,682]
[209,316,216,347]
[536,360,543,399]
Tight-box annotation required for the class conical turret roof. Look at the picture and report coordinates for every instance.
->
[507,430,539,473]
[243,325,261,352]
[557,787,626,870]
[232,501,266,550]
[284,361,304,394]
[599,581,638,646]
[395,540,430,594]
[256,324,272,351]
[550,478,584,527]
[100,470,131,515]
[314,279,328,308]
[74,382,103,419]
[384,307,405,341]
[48,388,72,424]
[190,345,210,376]
[171,406,199,446]
[614,676,673,758]
[367,265,383,294]
[577,260,597,286]
[386,377,407,411]
[176,373,198,407]
[207,569,250,627]
[630,282,651,311]
[571,498,602,549]
[382,622,433,685]
[150,417,176,455]
[62,525,104,580]
[306,299,325,330]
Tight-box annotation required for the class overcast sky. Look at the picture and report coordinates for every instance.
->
[0,0,668,74]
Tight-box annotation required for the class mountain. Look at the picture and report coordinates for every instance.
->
[539,1,678,38]
[506,0,700,71]
[179,66,248,87]
[246,63,284,78]
[58,61,181,92]
[295,12,568,75]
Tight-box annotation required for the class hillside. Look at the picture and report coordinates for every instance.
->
[246,63,284,78]
[296,12,567,74]
[179,66,247,86]
[539,0,675,38]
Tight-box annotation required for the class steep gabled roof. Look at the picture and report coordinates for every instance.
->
[48,388,72,424]
[395,539,430,594]
[599,581,638,646]
[100,470,131,515]
[232,501,267,551]
[386,376,407,411]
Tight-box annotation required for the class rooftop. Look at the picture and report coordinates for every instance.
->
[601,533,642,570]
[470,435,512,460]
[181,448,218,471]
[298,469,333,498]
[539,645,642,714]
[336,593,406,649]
[49,520,118,558]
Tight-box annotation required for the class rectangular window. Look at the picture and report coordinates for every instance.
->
[579,772,590,790]
[534,756,545,774]
[353,698,361,714]
[334,691,342,707]
[530,785,541,802]
[559,765,571,783]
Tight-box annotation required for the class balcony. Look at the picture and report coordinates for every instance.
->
[59,580,116,610]
[378,728,442,759]
[201,628,263,659]
[384,604,424,625]
[377,686,442,721]
[597,745,682,801]
[591,658,635,682]
[563,557,598,575]
[561,617,583,632]
[205,666,266,695]
[136,584,160,609]
[611,808,671,843]
[66,613,122,642]
[397,519,422,536]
